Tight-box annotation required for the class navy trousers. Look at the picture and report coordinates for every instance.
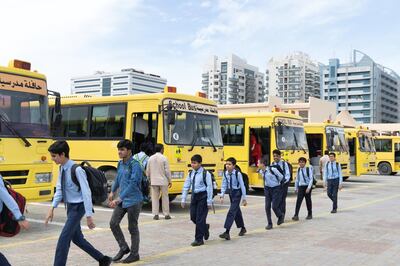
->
[280,181,290,217]
[0,252,11,266]
[190,191,209,242]
[224,189,245,231]
[54,203,104,266]
[265,186,283,226]
[295,186,312,216]
[327,178,339,210]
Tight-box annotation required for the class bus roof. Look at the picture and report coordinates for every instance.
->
[219,111,302,120]
[305,122,344,128]
[50,92,217,106]
[376,135,400,140]
[0,63,46,81]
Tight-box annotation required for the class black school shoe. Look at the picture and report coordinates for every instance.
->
[292,216,299,221]
[204,224,210,240]
[122,254,140,264]
[331,209,337,214]
[112,247,130,262]
[265,224,273,230]
[238,227,247,236]
[191,240,204,247]
[306,214,313,220]
[219,232,231,240]
[277,216,285,225]
[99,256,112,266]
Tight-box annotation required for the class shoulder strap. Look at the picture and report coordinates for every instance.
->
[336,162,339,172]
[71,164,81,191]
[270,166,282,184]
[306,167,310,178]
[203,170,208,187]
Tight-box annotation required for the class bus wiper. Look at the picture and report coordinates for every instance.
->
[0,115,32,147]
[198,120,217,152]
[207,137,217,152]
[188,134,199,152]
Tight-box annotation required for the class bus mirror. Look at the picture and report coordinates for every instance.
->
[167,109,176,125]
[55,97,61,114]
[54,114,62,128]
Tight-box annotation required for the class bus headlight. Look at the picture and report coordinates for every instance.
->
[171,171,184,179]
[35,173,52,183]
[218,170,224,177]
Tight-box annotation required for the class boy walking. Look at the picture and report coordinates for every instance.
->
[181,155,213,246]
[323,152,343,213]
[271,150,290,219]
[45,141,111,266]
[219,157,247,240]
[109,140,143,263]
[259,156,284,230]
[292,157,313,221]
[0,174,30,266]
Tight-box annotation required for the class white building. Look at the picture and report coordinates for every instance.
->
[266,52,321,103]
[321,50,400,124]
[201,54,265,104]
[71,68,167,96]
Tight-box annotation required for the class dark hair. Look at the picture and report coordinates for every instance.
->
[117,139,133,151]
[329,152,336,157]
[141,142,154,155]
[155,143,163,153]
[226,157,237,166]
[298,157,307,163]
[191,154,202,163]
[260,155,269,166]
[48,140,70,158]
[273,149,281,156]
[324,150,329,155]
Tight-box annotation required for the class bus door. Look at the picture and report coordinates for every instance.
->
[395,142,400,172]
[306,133,323,178]
[132,112,158,154]
[348,137,356,175]
[249,127,270,186]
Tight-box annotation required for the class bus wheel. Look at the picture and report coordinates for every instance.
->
[101,169,117,207]
[378,162,392,175]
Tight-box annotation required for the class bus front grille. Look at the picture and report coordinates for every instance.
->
[0,170,29,177]
[5,178,27,185]
[340,164,348,170]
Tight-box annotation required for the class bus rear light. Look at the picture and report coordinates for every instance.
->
[9,59,31,70]
[196,92,207,98]
[164,86,177,93]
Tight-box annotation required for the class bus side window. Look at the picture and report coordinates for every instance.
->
[219,119,244,145]
[132,112,157,154]
[60,106,89,138]
[395,143,400,162]
[90,104,125,138]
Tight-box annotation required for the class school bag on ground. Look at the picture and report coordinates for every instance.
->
[71,161,108,204]
[0,180,26,237]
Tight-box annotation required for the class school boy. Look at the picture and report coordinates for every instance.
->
[271,150,290,219]
[219,157,247,240]
[323,152,343,213]
[292,157,313,221]
[181,155,213,246]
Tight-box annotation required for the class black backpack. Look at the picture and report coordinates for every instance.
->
[71,161,108,204]
[273,161,293,183]
[298,167,317,186]
[223,170,249,194]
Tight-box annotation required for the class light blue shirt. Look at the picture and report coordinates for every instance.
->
[259,167,285,188]
[220,169,246,200]
[295,166,314,190]
[323,161,343,184]
[52,159,94,217]
[0,175,23,220]
[272,160,291,183]
[181,167,213,205]
[133,152,149,170]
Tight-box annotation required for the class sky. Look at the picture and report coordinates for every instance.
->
[1,0,399,95]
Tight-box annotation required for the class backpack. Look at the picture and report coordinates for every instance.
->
[325,162,340,175]
[189,170,218,197]
[223,170,249,194]
[71,161,108,204]
[0,180,26,237]
[272,161,293,183]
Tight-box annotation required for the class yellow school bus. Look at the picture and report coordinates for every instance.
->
[304,122,351,179]
[219,111,309,189]
[0,59,61,201]
[375,136,400,175]
[345,126,376,176]
[50,88,224,201]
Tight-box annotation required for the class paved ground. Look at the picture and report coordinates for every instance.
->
[1,174,400,266]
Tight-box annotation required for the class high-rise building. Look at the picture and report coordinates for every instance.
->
[201,54,265,104]
[266,52,321,103]
[321,50,400,124]
[71,68,167,96]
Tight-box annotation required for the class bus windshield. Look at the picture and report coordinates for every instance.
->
[164,112,223,147]
[0,89,49,137]
[326,126,348,152]
[275,119,308,151]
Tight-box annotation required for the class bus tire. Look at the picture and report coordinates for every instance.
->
[101,168,117,207]
[378,162,392,175]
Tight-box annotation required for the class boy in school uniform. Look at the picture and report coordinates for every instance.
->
[292,157,313,221]
[323,152,343,213]
[259,156,285,230]
[271,149,291,220]
[181,155,213,246]
[219,157,247,240]
[45,141,111,266]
